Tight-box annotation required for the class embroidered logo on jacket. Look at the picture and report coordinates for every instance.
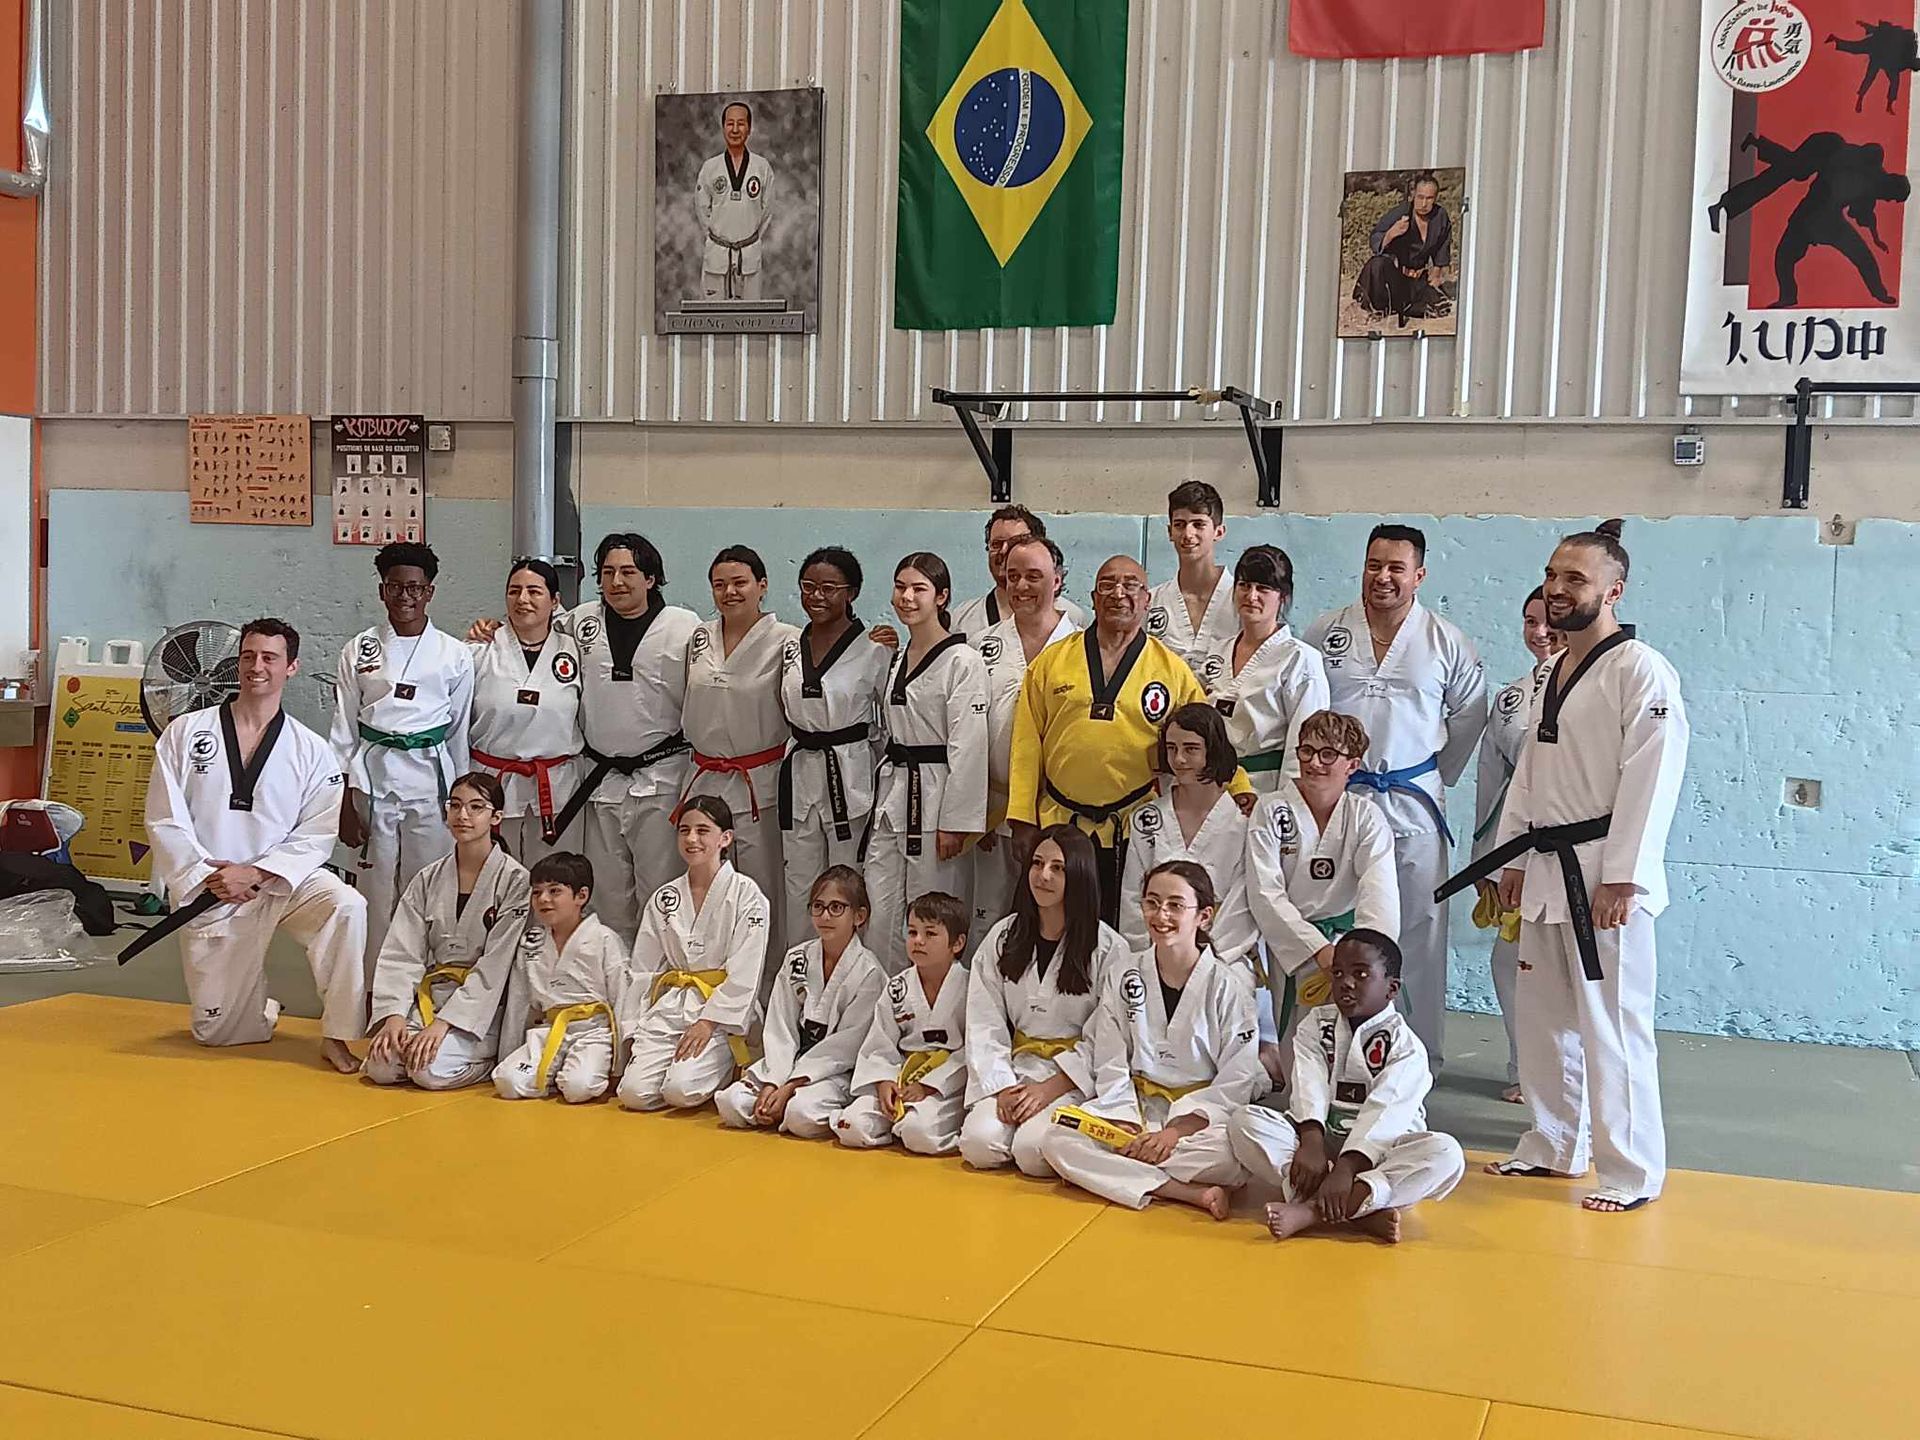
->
[1322,627,1352,659]
[1497,684,1525,716]
[1120,968,1147,1018]
[574,615,603,648]
[1144,606,1169,637]
[980,635,1005,665]
[552,653,579,684]
[1140,681,1171,724]
[1364,1030,1391,1074]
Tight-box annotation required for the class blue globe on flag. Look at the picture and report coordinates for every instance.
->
[954,66,1067,188]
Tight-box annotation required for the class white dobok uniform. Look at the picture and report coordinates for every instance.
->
[492,914,630,1103]
[365,846,531,1089]
[833,961,971,1154]
[145,704,367,1046]
[1246,782,1401,1052]
[1303,600,1486,1062]
[714,935,886,1137]
[1042,947,1265,1208]
[959,916,1130,1176]
[558,599,701,947]
[951,590,1087,644]
[1194,626,1330,789]
[971,612,1079,933]
[1494,631,1688,1202]
[681,614,799,960]
[867,636,989,971]
[331,623,474,972]
[467,625,585,866]
[1229,1004,1464,1216]
[778,621,889,942]
[617,862,772,1111]
[1471,669,1537,1086]
[696,149,773,300]
[1145,570,1239,675]
[1118,789,1257,967]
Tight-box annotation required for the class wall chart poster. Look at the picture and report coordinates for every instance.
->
[45,671,154,885]
[1683,1,1919,393]
[330,415,426,546]
[187,415,313,526]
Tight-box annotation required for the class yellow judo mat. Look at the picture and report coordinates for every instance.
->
[0,995,1912,1440]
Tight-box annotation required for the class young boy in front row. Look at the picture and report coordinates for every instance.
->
[1227,929,1462,1243]
[832,892,970,1154]
[492,852,630,1103]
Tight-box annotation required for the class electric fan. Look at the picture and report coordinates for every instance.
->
[138,620,245,737]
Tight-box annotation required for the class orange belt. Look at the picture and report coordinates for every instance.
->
[679,743,787,823]
[471,748,575,842]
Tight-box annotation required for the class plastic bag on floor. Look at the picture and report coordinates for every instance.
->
[0,889,97,971]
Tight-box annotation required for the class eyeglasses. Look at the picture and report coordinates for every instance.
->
[1141,896,1197,916]
[445,798,497,816]
[1093,579,1147,597]
[987,533,1035,555]
[808,899,853,918]
[382,581,431,599]
[799,580,851,598]
[1295,744,1358,766]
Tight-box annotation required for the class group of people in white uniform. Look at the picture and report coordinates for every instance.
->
[143,484,1689,1227]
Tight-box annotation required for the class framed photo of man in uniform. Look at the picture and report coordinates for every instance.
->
[1337,167,1467,339]
[653,86,824,335]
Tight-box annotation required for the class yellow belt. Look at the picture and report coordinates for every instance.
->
[649,967,753,1067]
[535,1001,617,1090]
[1472,886,1523,944]
[893,1047,951,1120]
[1051,1103,1137,1151]
[414,964,472,1028]
[1132,1074,1206,1105]
[1012,1029,1078,1061]
[1297,968,1334,1008]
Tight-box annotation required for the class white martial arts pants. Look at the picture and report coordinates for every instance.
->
[1228,1105,1464,1213]
[361,1024,495,1090]
[781,811,867,951]
[178,869,368,1045]
[617,1016,740,1111]
[355,790,453,978]
[833,1091,965,1154]
[959,1093,1083,1177]
[701,269,763,301]
[865,820,971,974]
[1040,1115,1248,1210]
[713,1075,849,1137]
[1392,828,1451,1065]
[1490,931,1521,1086]
[491,1021,614,1103]
[1510,911,1666,1200]
[969,829,1019,936]
[582,790,680,948]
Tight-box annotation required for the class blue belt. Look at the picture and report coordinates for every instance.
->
[1348,754,1452,845]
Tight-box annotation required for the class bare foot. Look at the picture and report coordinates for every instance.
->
[1155,1178,1234,1220]
[320,1037,359,1074]
[1198,1185,1231,1221]
[1264,1200,1317,1240]
[1500,1084,1524,1104]
[1353,1207,1402,1243]
[1582,1190,1651,1213]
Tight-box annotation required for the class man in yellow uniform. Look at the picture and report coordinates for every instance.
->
[1008,555,1237,922]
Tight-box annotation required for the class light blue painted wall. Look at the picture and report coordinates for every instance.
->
[51,491,1920,1049]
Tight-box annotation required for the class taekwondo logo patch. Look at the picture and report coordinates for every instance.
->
[1120,968,1148,1017]
[1310,857,1335,882]
[1144,606,1169,638]
[482,905,498,930]
[688,627,712,659]
[1649,704,1670,719]
[1140,681,1171,724]
[979,635,1005,665]
[355,633,383,666]
[1318,1015,1339,1063]
[746,175,763,199]
[1364,1030,1392,1075]
[657,888,681,916]
[782,640,801,670]
[1322,626,1353,658]
[1200,654,1226,686]
[1132,804,1163,837]
[520,924,547,952]
[552,653,578,684]
[1271,802,1299,845]
[1497,685,1526,717]
[574,614,603,648]
[788,948,809,989]
[189,732,219,763]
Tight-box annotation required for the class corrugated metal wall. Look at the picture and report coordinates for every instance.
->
[40,0,1914,424]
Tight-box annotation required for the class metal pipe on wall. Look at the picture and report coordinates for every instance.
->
[512,0,564,564]
[0,0,51,198]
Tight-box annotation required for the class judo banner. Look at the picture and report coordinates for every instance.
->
[1288,0,1547,60]
[1682,1,1919,393]
[895,0,1128,330]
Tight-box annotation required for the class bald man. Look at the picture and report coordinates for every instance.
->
[1007,556,1235,922]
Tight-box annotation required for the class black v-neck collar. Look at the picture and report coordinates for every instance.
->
[801,618,865,699]
[1538,625,1636,744]
[724,149,751,191]
[1084,626,1147,720]
[892,633,967,705]
[220,701,287,812]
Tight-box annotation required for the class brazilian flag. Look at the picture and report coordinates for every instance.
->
[895,0,1129,331]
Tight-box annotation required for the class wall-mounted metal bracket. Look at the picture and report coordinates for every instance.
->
[1781,378,1920,510]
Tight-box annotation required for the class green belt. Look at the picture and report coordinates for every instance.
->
[359,721,452,751]
[1241,750,1288,774]
[1276,910,1359,1039]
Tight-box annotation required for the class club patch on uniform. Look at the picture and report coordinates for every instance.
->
[517,689,540,707]
[1120,968,1147,1017]
[1322,626,1353,658]
[1335,1080,1368,1104]
[552,652,578,684]
[189,732,219,762]
[1200,654,1226,685]
[887,974,909,1004]
[1497,685,1526,716]
[355,633,383,665]
[657,888,681,915]
[1649,704,1669,719]
[782,640,800,669]
[483,906,498,930]
[688,628,713,659]
[979,635,1004,665]
[1310,857,1335,881]
[1364,1031,1391,1074]
[1132,805,1163,837]
[746,175,762,198]
[922,1027,949,1044]
[1271,802,1299,845]
[788,948,809,988]
[1317,1015,1339,1063]
[520,924,547,952]
[393,682,417,701]
[574,615,603,647]
[1140,681,1171,724]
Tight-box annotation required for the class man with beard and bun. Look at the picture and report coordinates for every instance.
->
[1144,481,1238,672]
[1303,524,1486,1067]
[1439,520,1689,1214]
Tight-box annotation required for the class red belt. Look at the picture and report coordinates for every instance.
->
[471,748,576,842]
[678,744,787,823]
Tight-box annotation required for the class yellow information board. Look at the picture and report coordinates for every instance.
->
[44,670,156,885]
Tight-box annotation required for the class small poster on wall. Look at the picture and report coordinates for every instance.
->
[653,87,824,335]
[187,414,313,526]
[330,415,426,546]
[1338,168,1466,339]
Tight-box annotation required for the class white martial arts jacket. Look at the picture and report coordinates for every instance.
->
[683,614,799,820]
[1287,1003,1435,1162]
[778,620,890,835]
[1495,632,1689,922]
[1145,571,1238,673]
[849,961,970,1099]
[953,590,1087,644]
[1246,782,1400,978]
[624,862,772,1037]
[500,914,631,1048]
[1118,789,1256,963]
[146,703,345,910]
[696,149,773,275]
[1194,626,1330,787]
[1470,669,1536,864]
[977,611,1080,831]
[467,625,585,824]
[1301,600,1487,839]
[368,845,532,1036]
[963,915,1129,1105]
[1083,946,1267,1127]
[331,622,474,801]
[558,599,700,803]
[746,936,887,1088]
[873,635,990,842]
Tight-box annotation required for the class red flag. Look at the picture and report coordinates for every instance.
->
[1288,0,1547,60]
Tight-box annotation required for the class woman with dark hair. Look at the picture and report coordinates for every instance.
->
[1195,544,1329,792]
[960,825,1129,1175]
[865,552,989,970]
[680,546,801,956]
[467,558,585,864]
[778,546,890,942]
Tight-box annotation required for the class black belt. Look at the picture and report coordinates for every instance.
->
[779,722,872,841]
[1435,815,1613,981]
[546,733,691,843]
[884,742,948,858]
[1043,777,1155,838]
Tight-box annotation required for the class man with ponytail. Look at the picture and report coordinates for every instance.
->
[1437,520,1690,1214]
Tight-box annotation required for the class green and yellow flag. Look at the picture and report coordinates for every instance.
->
[895,0,1129,331]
